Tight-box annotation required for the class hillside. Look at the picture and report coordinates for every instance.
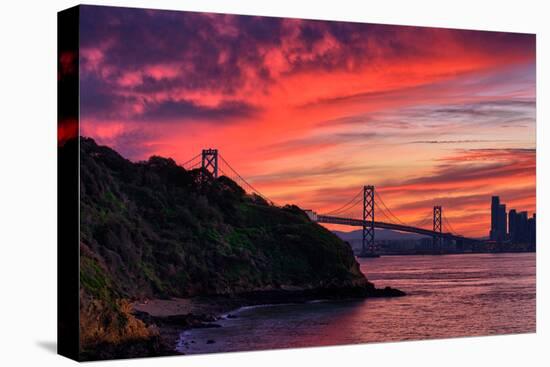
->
[64,137,402,359]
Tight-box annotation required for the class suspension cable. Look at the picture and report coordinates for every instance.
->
[443,214,458,234]
[374,201,395,223]
[412,212,433,228]
[181,153,201,168]
[375,191,408,225]
[218,154,275,205]
[321,188,363,216]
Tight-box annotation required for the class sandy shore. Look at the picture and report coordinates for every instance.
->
[132,286,406,354]
[134,297,226,317]
[132,296,247,355]
[134,286,406,320]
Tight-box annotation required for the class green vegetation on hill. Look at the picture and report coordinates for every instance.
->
[79,137,368,300]
[66,137,377,357]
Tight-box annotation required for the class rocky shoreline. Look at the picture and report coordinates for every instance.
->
[74,138,410,361]
[131,285,406,356]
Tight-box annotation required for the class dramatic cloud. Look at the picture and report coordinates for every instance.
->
[137,99,258,123]
[408,140,508,144]
[372,149,536,235]
[78,5,536,236]
[263,132,379,156]
[379,149,535,192]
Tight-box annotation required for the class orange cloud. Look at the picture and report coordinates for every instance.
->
[78,7,536,238]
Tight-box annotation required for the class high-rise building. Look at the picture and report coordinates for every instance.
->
[528,213,536,246]
[490,196,538,246]
[490,196,500,241]
[518,211,528,243]
[490,196,507,242]
[509,209,518,242]
[498,204,506,241]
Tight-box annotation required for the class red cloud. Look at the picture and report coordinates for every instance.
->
[77,7,536,239]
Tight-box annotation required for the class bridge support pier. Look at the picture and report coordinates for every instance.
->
[360,185,377,257]
[201,149,218,179]
[433,205,442,254]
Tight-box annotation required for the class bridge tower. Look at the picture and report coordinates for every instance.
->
[361,185,376,256]
[433,205,442,253]
[201,149,218,179]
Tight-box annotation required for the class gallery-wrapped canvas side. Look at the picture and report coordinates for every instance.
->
[57,5,80,361]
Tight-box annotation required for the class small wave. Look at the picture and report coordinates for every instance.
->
[306,299,331,304]
[228,302,296,315]
[221,299,346,318]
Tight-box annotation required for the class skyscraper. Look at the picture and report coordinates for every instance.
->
[518,211,528,243]
[509,209,518,242]
[490,196,499,241]
[528,213,536,246]
[490,196,507,242]
[498,203,507,241]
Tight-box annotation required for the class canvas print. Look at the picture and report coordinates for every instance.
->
[57,5,536,361]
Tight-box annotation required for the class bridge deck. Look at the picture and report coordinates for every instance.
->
[316,215,476,242]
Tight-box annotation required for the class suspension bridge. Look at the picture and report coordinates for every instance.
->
[182,149,479,257]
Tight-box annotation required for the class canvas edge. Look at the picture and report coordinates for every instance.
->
[57,4,80,362]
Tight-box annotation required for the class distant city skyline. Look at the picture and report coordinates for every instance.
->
[78,5,536,237]
[490,195,535,244]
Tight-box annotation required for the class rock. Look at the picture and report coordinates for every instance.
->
[371,286,406,297]
[73,137,407,360]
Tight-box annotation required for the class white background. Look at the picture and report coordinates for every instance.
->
[0,0,547,365]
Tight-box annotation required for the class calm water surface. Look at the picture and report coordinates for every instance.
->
[176,253,535,354]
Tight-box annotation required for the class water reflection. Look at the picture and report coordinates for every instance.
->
[177,253,535,354]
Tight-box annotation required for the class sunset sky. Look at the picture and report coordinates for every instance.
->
[78,5,536,237]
